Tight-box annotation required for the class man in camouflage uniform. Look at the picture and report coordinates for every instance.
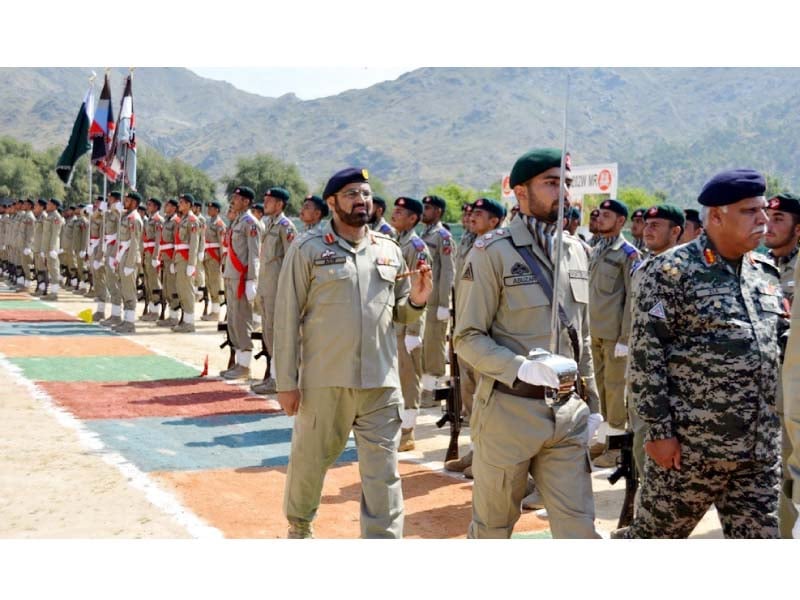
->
[369,195,397,239]
[454,148,601,539]
[420,194,456,405]
[274,167,432,539]
[101,192,124,325]
[620,169,787,539]
[200,200,226,322]
[298,194,328,232]
[389,196,432,452]
[220,186,262,380]
[764,192,800,537]
[112,191,144,334]
[170,194,201,333]
[41,199,65,301]
[140,197,164,321]
[156,199,182,328]
[782,258,800,539]
[588,198,642,467]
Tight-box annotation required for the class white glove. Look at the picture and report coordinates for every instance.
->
[517,359,560,389]
[23,248,32,257]
[58,248,64,255]
[39,252,44,258]
[114,202,124,214]
[169,263,176,274]
[48,250,58,259]
[198,251,205,262]
[186,265,196,277]
[793,506,800,539]
[436,306,450,321]
[92,260,101,270]
[245,280,257,302]
[108,258,118,270]
[404,334,423,354]
[151,259,160,269]
[123,267,134,276]
[99,201,108,213]
[586,412,604,444]
[614,343,629,358]
[85,205,94,215]
[80,251,88,260]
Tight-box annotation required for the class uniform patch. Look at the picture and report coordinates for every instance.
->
[462,263,474,281]
[443,245,452,255]
[568,269,588,280]
[376,256,399,267]
[324,233,336,244]
[249,225,258,237]
[314,257,346,266]
[504,275,538,287]
[320,249,336,259]
[287,231,295,242]
[474,239,485,249]
[379,223,392,234]
[510,262,530,276]
[649,301,666,320]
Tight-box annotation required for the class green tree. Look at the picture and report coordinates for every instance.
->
[221,153,309,215]
[765,173,789,199]
[425,182,478,223]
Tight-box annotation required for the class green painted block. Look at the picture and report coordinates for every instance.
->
[511,530,552,539]
[10,355,200,382]
[0,300,56,310]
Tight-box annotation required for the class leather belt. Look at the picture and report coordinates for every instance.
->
[493,379,548,399]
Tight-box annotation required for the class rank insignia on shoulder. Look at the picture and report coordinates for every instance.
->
[287,231,295,242]
[439,228,452,240]
[249,225,258,237]
[462,263,474,281]
[474,239,486,249]
[648,301,667,320]
[443,245,452,255]
[324,233,336,244]
[279,217,290,227]
[703,248,716,265]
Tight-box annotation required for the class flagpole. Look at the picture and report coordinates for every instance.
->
[87,71,97,212]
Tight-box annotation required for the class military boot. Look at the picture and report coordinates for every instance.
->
[444,449,473,473]
[140,311,158,322]
[91,311,105,322]
[592,448,621,469]
[250,377,277,395]
[200,311,220,322]
[171,322,196,333]
[287,519,313,539]
[41,292,59,301]
[222,364,250,380]
[113,321,136,334]
[398,428,415,452]
[156,317,178,328]
[101,315,122,327]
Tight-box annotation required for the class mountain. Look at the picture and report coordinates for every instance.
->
[2,66,800,203]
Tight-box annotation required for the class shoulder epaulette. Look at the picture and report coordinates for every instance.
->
[473,228,511,250]
[411,236,426,252]
[438,227,452,240]
[278,216,292,228]
[294,229,321,248]
[621,240,638,258]
[752,251,780,273]
[379,223,393,234]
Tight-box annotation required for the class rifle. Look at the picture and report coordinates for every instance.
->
[200,285,210,317]
[217,322,236,369]
[435,287,462,463]
[252,332,272,381]
[606,431,638,528]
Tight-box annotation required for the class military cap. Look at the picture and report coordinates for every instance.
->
[49,198,62,209]
[767,192,800,215]
[631,208,646,219]
[209,201,222,210]
[37,198,48,208]
[265,187,290,203]
[394,196,423,216]
[323,167,369,199]
[232,186,255,201]
[252,203,264,213]
[599,199,629,218]
[109,191,122,200]
[94,195,104,202]
[372,195,387,211]
[461,202,473,213]
[23,197,34,206]
[126,190,143,203]
[509,148,570,187]
[178,193,195,204]
[167,198,179,208]
[305,194,328,215]
[472,197,506,219]
[567,206,581,220]
[148,197,162,209]
[422,195,446,210]
[684,208,701,225]
[697,169,766,207]
[644,203,685,227]
[590,208,600,217]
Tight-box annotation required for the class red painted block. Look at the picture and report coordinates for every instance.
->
[153,461,549,539]
[0,310,78,322]
[0,336,152,358]
[38,379,282,420]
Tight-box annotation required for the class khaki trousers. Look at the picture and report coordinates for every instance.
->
[162,257,179,310]
[468,388,598,539]
[224,277,253,352]
[105,254,121,305]
[118,263,138,311]
[396,327,423,410]
[143,252,162,305]
[92,258,107,301]
[283,386,404,539]
[591,337,628,430]
[203,257,223,304]
[422,309,448,377]
[174,259,196,313]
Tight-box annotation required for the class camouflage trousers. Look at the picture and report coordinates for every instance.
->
[623,457,780,538]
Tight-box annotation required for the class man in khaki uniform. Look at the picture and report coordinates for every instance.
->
[89,196,108,318]
[298,194,328,233]
[111,191,144,334]
[782,258,800,539]
[140,197,164,321]
[220,186,262,380]
[60,205,76,290]
[200,201,226,322]
[629,208,647,253]
[420,194,456,404]
[17,199,36,291]
[41,199,65,301]
[251,187,297,395]
[369,195,397,239]
[191,199,208,301]
[75,205,90,293]
[453,148,601,539]
[588,198,641,467]
[274,167,432,539]
[101,192,123,326]
[156,199,182,328]
[171,193,201,333]
[389,196,431,452]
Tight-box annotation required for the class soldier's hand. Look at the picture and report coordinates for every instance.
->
[408,262,432,307]
[277,389,301,417]
[123,267,134,277]
[186,265,196,277]
[245,280,257,302]
[645,437,681,470]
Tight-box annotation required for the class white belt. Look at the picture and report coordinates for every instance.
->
[142,241,156,249]
[159,243,174,250]
[104,234,117,243]
[115,240,131,261]
[205,242,221,249]
[174,244,190,250]
[89,239,100,251]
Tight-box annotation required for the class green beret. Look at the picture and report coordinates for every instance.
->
[265,187,290,203]
[209,201,222,210]
[422,195,446,210]
[109,191,122,199]
[394,196,423,216]
[253,203,264,212]
[49,198,62,209]
[631,208,646,219]
[599,198,629,218]
[644,203,684,227]
[472,197,506,219]
[167,198,179,208]
[509,148,567,187]
[372,195,387,210]
[126,191,143,203]
[232,186,255,201]
[768,193,800,215]
[179,193,195,204]
[684,209,701,225]
[148,197,162,209]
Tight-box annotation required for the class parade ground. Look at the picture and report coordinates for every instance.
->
[0,283,723,539]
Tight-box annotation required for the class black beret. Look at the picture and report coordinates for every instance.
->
[305,194,327,212]
[422,195,446,210]
[37,198,48,208]
[167,198,179,208]
[23,197,34,205]
[697,169,766,207]
[126,191,143,203]
[192,199,203,207]
[767,192,800,215]
[252,203,264,212]
[567,207,581,220]
[590,208,600,217]
[472,197,506,219]
[94,195,104,202]
[644,203,685,227]
[233,186,255,201]
[461,202,473,212]
[77,203,86,209]
[599,199,628,218]
[209,201,222,210]
[684,209,701,225]
[323,167,369,199]
[148,197,162,209]
[509,148,570,187]
[264,187,290,203]
[49,198,62,209]
[179,193,195,204]
[631,208,646,219]
[372,195,387,211]
[109,191,122,199]
[394,196,423,216]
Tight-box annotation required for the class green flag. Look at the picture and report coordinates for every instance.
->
[56,85,94,185]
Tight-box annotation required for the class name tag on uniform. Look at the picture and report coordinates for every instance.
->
[314,256,346,266]
[696,286,733,298]
[603,258,621,267]
[504,274,538,287]
[569,270,588,280]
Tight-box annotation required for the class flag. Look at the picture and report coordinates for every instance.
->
[104,74,136,189]
[90,73,114,171]
[55,84,95,185]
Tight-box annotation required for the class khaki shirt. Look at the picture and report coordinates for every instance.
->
[143,212,163,260]
[195,213,207,257]
[45,210,65,253]
[398,228,432,337]
[89,211,104,260]
[257,211,298,295]
[159,214,181,264]
[117,210,143,269]
[455,230,477,292]
[274,220,424,392]
[102,208,121,260]
[20,210,35,250]
[32,213,45,254]
[223,210,262,282]
[588,234,641,344]
[204,214,226,262]
[61,215,76,254]
[371,216,397,240]
[173,212,200,266]
[76,214,90,256]
[769,247,798,307]
[453,216,599,412]
[421,220,456,309]
[783,257,800,504]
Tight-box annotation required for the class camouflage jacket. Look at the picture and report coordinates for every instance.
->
[629,232,788,465]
